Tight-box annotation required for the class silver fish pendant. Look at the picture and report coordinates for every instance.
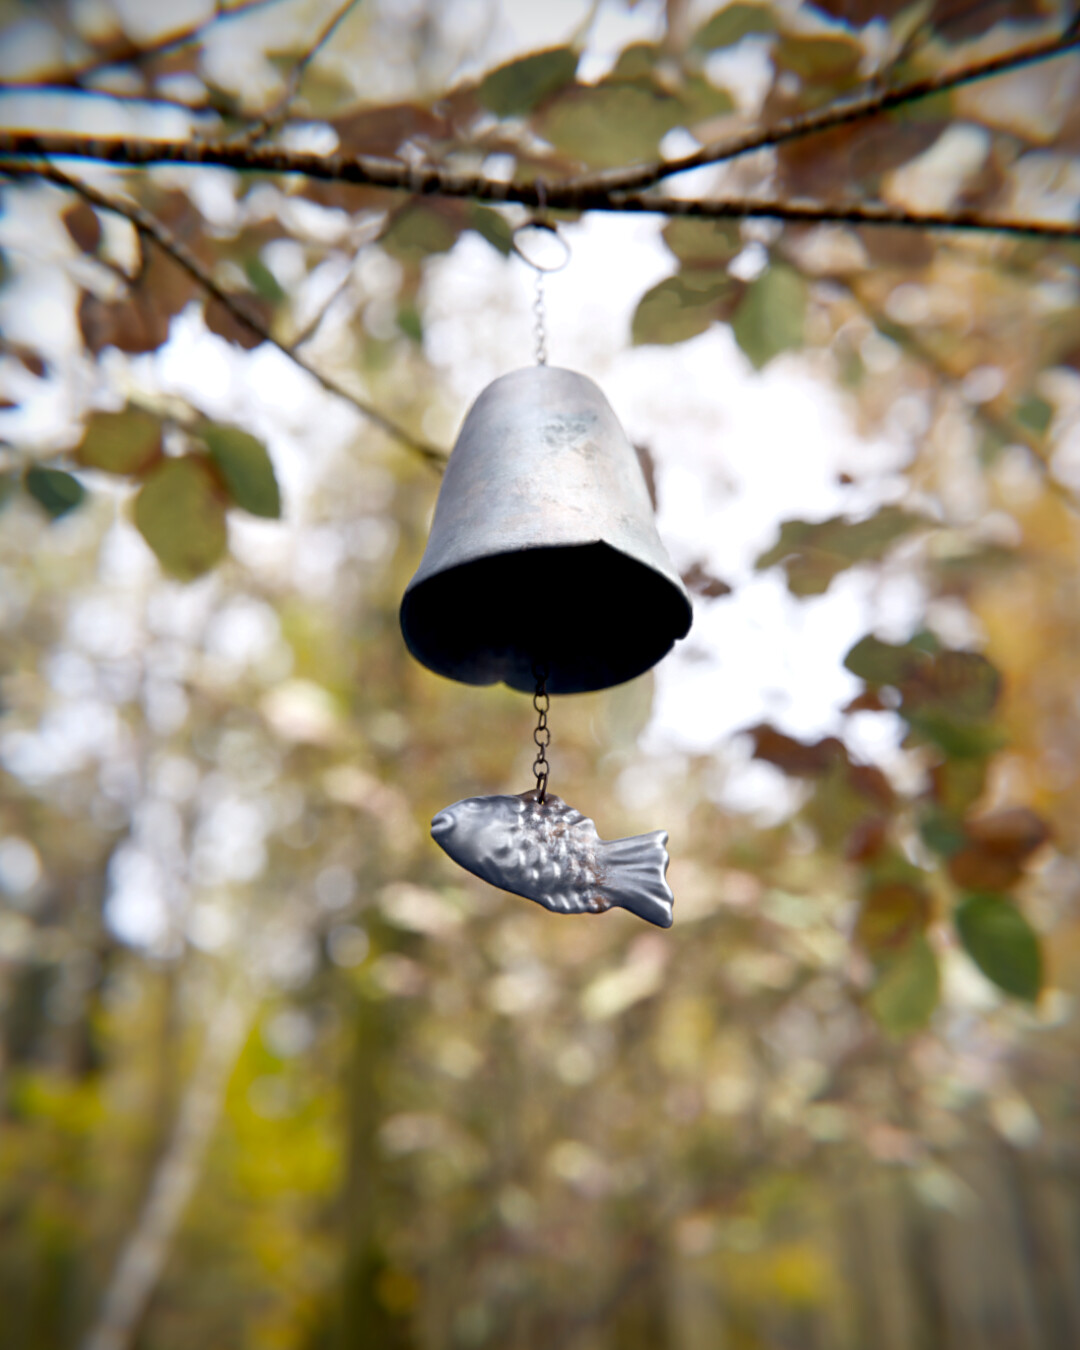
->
[430,790,674,928]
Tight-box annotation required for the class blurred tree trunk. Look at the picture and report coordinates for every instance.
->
[338,992,414,1349]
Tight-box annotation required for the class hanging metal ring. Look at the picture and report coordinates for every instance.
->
[511,220,571,274]
[513,221,569,366]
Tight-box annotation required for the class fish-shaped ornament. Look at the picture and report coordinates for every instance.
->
[431,790,674,928]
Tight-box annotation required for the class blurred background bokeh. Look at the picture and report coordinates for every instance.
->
[1,1,1080,1346]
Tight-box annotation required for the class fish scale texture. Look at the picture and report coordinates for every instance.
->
[430,792,675,927]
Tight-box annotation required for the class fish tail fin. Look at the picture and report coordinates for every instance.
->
[597,831,674,928]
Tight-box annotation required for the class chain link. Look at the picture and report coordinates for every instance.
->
[511,218,568,369]
[531,667,550,802]
[533,270,547,366]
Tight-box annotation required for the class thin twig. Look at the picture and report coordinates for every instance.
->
[841,277,1076,510]
[244,0,364,142]
[18,162,446,467]
[0,132,1077,239]
[0,0,283,90]
[291,258,358,348]
[563,24,1080,195]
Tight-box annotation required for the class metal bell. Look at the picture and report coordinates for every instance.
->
[400,366,692,694]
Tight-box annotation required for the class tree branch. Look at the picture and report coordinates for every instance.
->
[1,132,1077,239]
[568,25,1080,195]
[14,162,447,468]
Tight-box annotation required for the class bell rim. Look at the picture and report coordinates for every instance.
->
[400,539,693,695]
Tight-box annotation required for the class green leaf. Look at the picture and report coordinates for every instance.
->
[693,3,776,51]
[732,265,807,369]
[468,205,514,256]
[661,219,742,269]
[539,81,678,169]
[610,43,661,81]
[755,506,924,596]
[199,424,281,519]
[918,809,967,858]
[845,634,921,686]
[905,712,1005,760]
[397,304,423,343]
[679,73,736,123]
[380,203,462,263]
[24,466,86,519]
[774,31,865,110]
[632,272,740,346]
[243,255,286,304]
[955,893,1043,1001]
[775,33,863,87]
[134,456,228,579]
[477,46,578,117]
[538,76,731,170]
[75,408,163,476]
[1015,393,1053,437]
[869,934,940,1035]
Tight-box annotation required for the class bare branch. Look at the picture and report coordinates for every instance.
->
[564,25,1080,195]
[244,0,364,142]
[621,197,1080,239]
[0,0,283,90]
[1,133,1076,240]
[13,162,447,468]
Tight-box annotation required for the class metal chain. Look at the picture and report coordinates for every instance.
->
[511,216,568,370]
[532,668,550,802]
[533,269,547,366]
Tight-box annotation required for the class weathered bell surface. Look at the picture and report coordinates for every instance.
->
[400,366,692,694]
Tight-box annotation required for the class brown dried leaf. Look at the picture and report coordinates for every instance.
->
[62,200,102,254]
[634,443,658,510]
[11,347,46,378]
[297,180,399,215]
[78,287,172,356]
[845,814,888,862]
[849,763,895,809]
[778,116,941,201]
[749,725,849,776]
[858,226,936,270]
[843,689,888,713]
[681,561,732,598]
[204,292,272,349]
[856,881,931,956]
[947,808,1050,891]
[332,101,452,157]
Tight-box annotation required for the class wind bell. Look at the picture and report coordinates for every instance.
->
[400,223,692,927]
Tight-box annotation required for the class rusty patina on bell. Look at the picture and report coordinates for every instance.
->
[400,366,692,694]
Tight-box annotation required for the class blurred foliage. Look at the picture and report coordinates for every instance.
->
[1,1,1080,1348]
